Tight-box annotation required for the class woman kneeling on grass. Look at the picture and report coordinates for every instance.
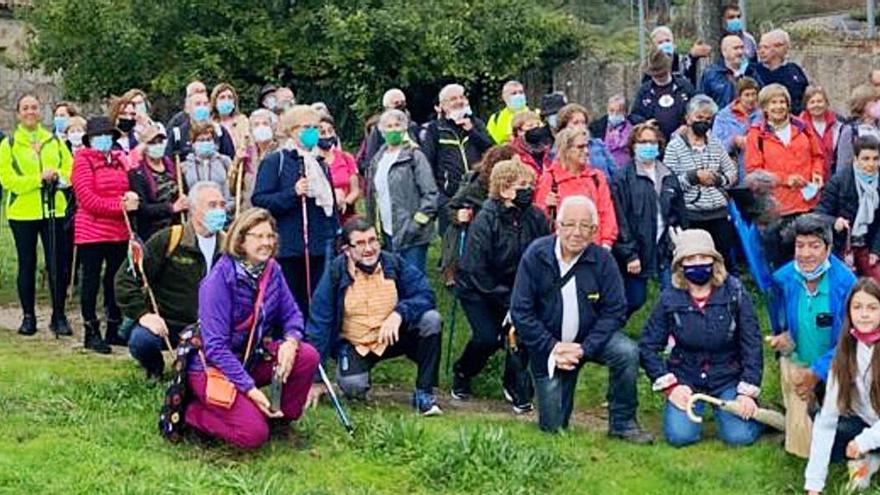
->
[184,207,320,449]
[805,278,880,493]
[639,229,764,447]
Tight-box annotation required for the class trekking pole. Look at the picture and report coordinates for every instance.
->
[234,157,245,220]
[123,210,174,353]
[66,245,77,300]
[318,363,355,436]
[174,155,186,224]
[444,226,467,377]
[45,181,62,338]
[300,164,312,307]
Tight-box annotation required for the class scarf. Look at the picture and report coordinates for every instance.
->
[851,327,880,346]
[235,258,267,284]
[297,144,335,217]
[853,167,880,239]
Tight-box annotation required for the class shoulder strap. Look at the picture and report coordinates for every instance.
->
[726,277,743,341]
[166,225,184,257]
[4,135,22,176]
[241,260,276,364]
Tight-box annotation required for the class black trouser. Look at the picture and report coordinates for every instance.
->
[279,255,327,321]
[688,216,738,275]
[9,219,69,318]
[760,213,800,271]
[78,242,127,322]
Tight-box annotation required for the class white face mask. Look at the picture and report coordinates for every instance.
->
[68,131,85,147]
[447,106,472,121]
[252,125,273,143]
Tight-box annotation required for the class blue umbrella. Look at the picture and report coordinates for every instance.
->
[728,200,772,292]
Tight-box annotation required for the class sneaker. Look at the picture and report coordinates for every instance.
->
[18,314,37,336]
[412,389,443,416]
[847,454,880,492]
[50,314,73,337]
[512,402,534,415]
[451,373,473,400]
[608,424,655,445]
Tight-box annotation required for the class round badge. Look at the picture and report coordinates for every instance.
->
[658,94,675,108]
[171,412,180,424]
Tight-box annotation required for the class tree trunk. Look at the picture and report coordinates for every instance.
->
[695,0,723,51]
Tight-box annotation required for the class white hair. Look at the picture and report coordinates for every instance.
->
[378,109,409,132]
[382,88,405,108]
[502,80,523,95]
[557,195,598,226]
[188,181,222,208]
[764,28,790,47]
[439,83,465,103]
[687,94,719,117]
[248,108,277,127]
[608,94,626,108]
[651,26,673,41]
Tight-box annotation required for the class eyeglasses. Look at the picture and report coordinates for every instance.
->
[350,238,381,250]
[574,144,589,150]
[294,124,319,131]
[246,232,277,242]
[558,222,596,233]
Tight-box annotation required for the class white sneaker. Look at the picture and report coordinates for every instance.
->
[847,454,880,492]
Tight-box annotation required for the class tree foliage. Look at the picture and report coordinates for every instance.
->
[23,0,589,139]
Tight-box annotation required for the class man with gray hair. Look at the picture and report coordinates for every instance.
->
[510,195,653,442]
[360,88,421,171]
[487,80,532,144]
[116,181,227,380]
[422,83,493,235]
[756,29,809,114]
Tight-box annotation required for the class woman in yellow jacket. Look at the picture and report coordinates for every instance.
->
[0,94,74,336]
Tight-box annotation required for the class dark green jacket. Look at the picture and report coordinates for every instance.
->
[115,223,225,330]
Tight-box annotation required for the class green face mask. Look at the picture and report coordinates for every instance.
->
[384,130,404,146]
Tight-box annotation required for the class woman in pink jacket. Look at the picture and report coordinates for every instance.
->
[72,117,140,354]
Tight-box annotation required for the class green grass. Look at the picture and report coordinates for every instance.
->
[0,220,864,494]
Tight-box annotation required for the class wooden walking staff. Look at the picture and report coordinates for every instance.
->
[174,155,187,224]
[686,393,786,431]
[122,211,174,353]
[233,156,245,219]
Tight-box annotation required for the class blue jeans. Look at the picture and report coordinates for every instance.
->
[128,323,180,375]
[382,233,428,275]
[663,386,763,447]
[533,332,640,432]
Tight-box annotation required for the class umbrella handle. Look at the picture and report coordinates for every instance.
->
[686,393,725,424]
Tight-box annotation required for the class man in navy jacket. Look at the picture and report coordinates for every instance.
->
[510,195,653,443]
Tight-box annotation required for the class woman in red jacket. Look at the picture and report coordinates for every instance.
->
[534,127,618,248]
[72,117,140,354]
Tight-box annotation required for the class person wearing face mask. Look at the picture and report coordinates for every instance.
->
[698,35,763,109]
[713,77,763,185]
[767,214,856,458]
[643,26,711,87]
[53,101,79,141]
[63,116,88,154]
[276,87,296,113]
[800,86,843,179]
[360,88,422,172]
[487,80,533,145]
[251,105,340,319]
[721,4,757,61]
[640,229,764,447]
[665,95,739,274]
[509,111,551,177]
[0,94,74,337]
[211,83,250,161]
[305,217,442,416]
[449,160,549,413]
[127,125,186,240]
[836,85,880,175]
[817,136,880,280]
[316,114,360,224]
[71,116,140,354]
[180,122,233,207]
[166,90,236,160]
[612,123,685,317]
[366,109,438,275]
[631,49,696,143]
[183,207,320,449]
[258,84,278,113]
[421,83,493,236]
[589,95,646,168]
[746,84,825,269]
[166,80,207,134]
[117,181,227,380]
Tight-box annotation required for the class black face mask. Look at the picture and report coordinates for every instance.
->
[118,118,136,133]
[524,126,551,146]
[355,260,378,274]
[512,187,534,209]
[317,136,337,151]
[691,120,711,138]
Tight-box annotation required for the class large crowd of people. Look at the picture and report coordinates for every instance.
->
[5,4,880,492]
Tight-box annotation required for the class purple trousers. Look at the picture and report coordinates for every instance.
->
[185,342,320,449]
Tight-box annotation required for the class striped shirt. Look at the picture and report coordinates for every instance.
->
[664,132,736,216]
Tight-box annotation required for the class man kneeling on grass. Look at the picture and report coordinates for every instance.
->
[510,195,653,442]
[305,217,443,416]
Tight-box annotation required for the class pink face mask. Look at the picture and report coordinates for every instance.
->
[869,101,880,121]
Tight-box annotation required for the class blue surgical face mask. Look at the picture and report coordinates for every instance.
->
[508,93,527,111]
[856,166,879,185]
[135,102,148,115]
[547,114,558,129]
[193,140,216,157]
[253,125,273,143]
[54,116,69,134]
[607,113,625,127]
[90,134,113,153]
[203,208,226,234]
[217,100,235,116]
[682,263,714,286]
[299,127,320,150]
[658,41,675,56]
[801,182,819,201]
[192,105,210,122]
[726,18,744,33]
[795,257,831,282]
[147,142,166,159]
[634,142,660,162]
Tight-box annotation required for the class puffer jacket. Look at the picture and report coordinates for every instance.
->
[71,148,131,245]
[0,124,73,221]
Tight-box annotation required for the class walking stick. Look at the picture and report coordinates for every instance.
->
[123,210,174,353]
[174,155,186,224]
[44,182,62,338]
[233,157,245,220]
[686,393,785,431]
[444,227,467,377]
[319,363,355,436]
[67,245,77,300]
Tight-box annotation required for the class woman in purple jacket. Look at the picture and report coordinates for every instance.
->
[185,207,320,449]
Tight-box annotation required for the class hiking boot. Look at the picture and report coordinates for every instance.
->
[450,373,473,400]
[104,319,128,347]
[608,424,655,445]
[17,313,37,336]
[412,389,443,416]
[83,320,111,354]
[50,314,73,337]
